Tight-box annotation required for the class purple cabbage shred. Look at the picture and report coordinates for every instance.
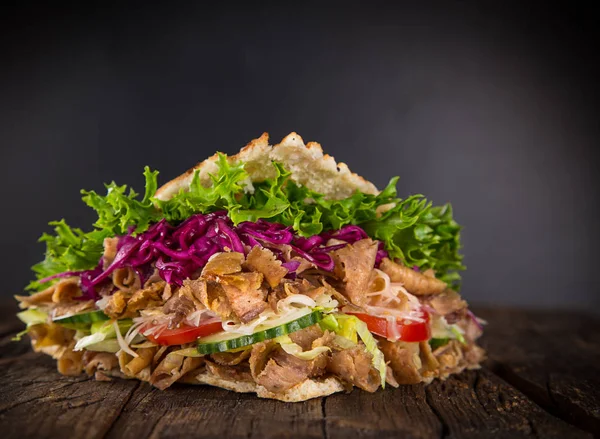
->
[43,212,390,299]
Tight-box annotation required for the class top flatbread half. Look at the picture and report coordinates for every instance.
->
[154,132,379,201]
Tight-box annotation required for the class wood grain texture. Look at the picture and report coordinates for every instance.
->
[0,302,597,439]
[478,308,600,436]
[323,384,442,439]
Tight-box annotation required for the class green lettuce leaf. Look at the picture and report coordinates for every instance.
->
[27,167,163,291]
[28,158,464,291]
[27,221,110,291]
[27,157,248,291]
[81,167,161,236]
[229,162,291,223]
[245,172,464,288]
[154,154,249,222]
[361,195,465,288]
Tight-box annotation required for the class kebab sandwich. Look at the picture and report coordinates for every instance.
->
[15,132,485,401]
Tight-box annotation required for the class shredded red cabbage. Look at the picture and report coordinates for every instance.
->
[281,260,301,272]
[43,212,389,299]
[375,241,388,266]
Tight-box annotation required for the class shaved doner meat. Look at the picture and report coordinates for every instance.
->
[379,258,447,295]
[333,239,378,307]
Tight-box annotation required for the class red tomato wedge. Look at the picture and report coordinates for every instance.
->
[143,321,223,346]
[347,311,431,342]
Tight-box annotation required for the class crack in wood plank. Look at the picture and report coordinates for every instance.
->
[424,384,449,439]
[146,409,168,439]
[321,396,328,439]
[471,372,490,419]
[127,385,156,412]
[324,384,442,438]
[0,379,87,414]
[0,395,48,416]
[246,416,257,439]
[101,380,142,439]
[65,398,106,409]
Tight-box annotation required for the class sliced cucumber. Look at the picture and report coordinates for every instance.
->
[53,310,109,328]
[197,310,323,355]
[429,338,449,350]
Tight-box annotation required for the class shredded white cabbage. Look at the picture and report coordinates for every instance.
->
[315,293,339,311]
[127,291,334,345]
[220,291,335,338]
[114,320,139,357]
[225,308,314,337]
[275,335,330,360]
[131,307,217,340]
[278,294,317,311]
[386,315,400,341]
[95,296,110,311]
[221,314,270,335]
[141,322,169,337]
[186,309,213,327]
[74,320,138,355]
[124,320,145,344]
[74,331,106,351]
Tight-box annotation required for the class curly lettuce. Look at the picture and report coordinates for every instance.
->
[28,157,464,291]
[245,170,464,286]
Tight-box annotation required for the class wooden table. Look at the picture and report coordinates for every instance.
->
[1,302,598,439]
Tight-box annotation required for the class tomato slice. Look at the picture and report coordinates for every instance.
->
[144,321,223,346]
[348,311,431,342]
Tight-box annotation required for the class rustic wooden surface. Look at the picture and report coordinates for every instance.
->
[0,301,598,439]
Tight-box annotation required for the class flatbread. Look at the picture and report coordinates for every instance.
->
[154,132,379,202]
[193,372,345,402]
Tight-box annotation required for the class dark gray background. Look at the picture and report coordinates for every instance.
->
[1,2,598,311]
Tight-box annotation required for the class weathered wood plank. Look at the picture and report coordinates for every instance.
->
[0,353,139,439]
[324,385,442,439]
[477,307,600,436]
[0,332,32,360]
[0,304,597,438]
[426,369,590,439]
[105,382,326,439]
